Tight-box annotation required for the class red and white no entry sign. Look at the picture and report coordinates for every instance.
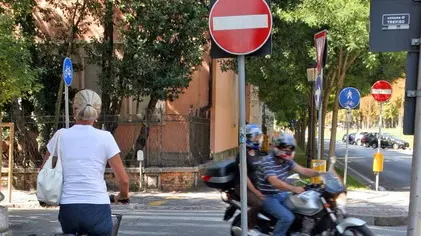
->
[209,0,272,55]
[314,30,327,73]
[371,80,392,102]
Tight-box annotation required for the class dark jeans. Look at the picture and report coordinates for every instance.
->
[59,204,112,236]
[234,184,263,229]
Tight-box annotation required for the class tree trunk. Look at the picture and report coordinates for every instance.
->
[0,110,2,171]
[328,79,344,157]
[262,104,267,135]
[368,99,372,129]
[320,69,336,159]
[328,48,344,158]
[12,100,42,167]
[328,51,359,157]
[133,97,159,165]
[100,0,117,132]
[300,119,306,149]
[53,1,88,131]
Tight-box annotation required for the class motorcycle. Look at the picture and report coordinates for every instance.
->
[202,157,374,236]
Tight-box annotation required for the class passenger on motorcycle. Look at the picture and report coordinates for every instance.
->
[256,132,323,236]
[234,124,265,236]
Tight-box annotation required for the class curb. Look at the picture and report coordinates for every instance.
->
[335,159,386,191]
[348,213,408,226]
[323,152,408,226]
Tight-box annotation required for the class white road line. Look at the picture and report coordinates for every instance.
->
[121,215,223,221]
[324,153,386,190]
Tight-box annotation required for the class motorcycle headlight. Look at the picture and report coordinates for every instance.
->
[336,193,347,208]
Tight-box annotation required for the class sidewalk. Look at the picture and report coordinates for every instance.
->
[346,190,408,226]
[0,188,409,226]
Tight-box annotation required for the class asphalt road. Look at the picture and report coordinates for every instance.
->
[327,140,413,191]
[8,201,406,236]
[9,192,406,236]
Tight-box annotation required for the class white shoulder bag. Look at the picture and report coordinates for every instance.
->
[36,131,63,206]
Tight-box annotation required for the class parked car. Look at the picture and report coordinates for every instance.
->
[342,132,356,144]
[354,132,369,146]
[368,134,409,150]
[362,132,378,147]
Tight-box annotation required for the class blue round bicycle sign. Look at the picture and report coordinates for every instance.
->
[339,87,360,109]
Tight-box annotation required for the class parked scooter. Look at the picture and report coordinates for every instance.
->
[201,156,374,236]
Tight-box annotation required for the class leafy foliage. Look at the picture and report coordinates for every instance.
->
[116,0,208,104]
[0,14,39,108]
[246,17,315,124]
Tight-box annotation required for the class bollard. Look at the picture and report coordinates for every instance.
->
[311,159,326,184]
[0,206,8,234]
[373,152,384,172]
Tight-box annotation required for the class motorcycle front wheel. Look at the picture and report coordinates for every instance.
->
[336,225,374,236]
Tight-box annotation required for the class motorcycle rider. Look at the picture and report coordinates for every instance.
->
[234,124,265,236]
[256,132,323,236]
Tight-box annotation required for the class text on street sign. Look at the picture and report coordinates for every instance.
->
[382,13,410,30]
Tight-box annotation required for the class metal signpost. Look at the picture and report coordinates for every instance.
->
[338,87,361,185]
[314,30,327,160]
[209,0,272,234]
[63,57,73,128]
[409,36,421,236]
[369,0,421,234]
[370,80,392,191]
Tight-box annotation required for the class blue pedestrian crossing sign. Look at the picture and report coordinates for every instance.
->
[63,57,73,87]
[339,87,360,109]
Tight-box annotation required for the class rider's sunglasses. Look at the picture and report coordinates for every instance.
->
[279,144,295,151]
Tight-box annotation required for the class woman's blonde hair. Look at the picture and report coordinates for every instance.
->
[73,89,101,121]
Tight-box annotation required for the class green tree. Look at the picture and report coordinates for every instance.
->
[0,11,40,166]
[281,0,405,157]
[121,0,208,155]
[86,0,209,159]
[0,14,38,108]
[37,0,102,130]
[245,15,316,158]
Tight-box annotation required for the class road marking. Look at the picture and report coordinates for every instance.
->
[147,200,167,206]
[119,230,176,235]
[165,196,186,200]
[123,212,223,217]
[121,214,223,221]
[324,153,386,191]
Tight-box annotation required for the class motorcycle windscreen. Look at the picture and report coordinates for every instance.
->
[323,171,346,194]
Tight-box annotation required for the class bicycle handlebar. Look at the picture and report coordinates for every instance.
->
[109,194,130,204]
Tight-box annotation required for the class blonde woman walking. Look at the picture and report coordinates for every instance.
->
[42,89,129,236]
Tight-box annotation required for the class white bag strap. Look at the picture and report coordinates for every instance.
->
[55,131,62,171]
[44,130,62,170]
